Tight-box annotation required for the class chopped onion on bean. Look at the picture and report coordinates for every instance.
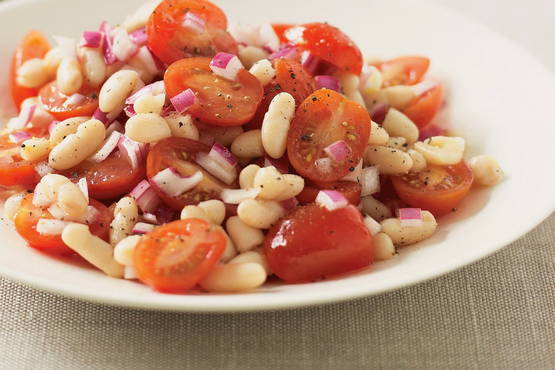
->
[397,208,423,227]
[209,143,237,170]
[316,190,348,211]
[220,188,260,204]
[90,131,123,163]
[150,168,203,197]
[132,222,156,235]
[195,152,238,185]
[209,53,244,81]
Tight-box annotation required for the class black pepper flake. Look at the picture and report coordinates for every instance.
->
[290,72,296,79]
[226,104,233,109]
[312,97,317,102]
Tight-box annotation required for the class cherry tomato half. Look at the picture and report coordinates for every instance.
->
[147,0,237,65]
[285,22,363,74]
[272,23,295,44]
[39,82,99,121]
[10,30,51,110]
[377,56,430,87]
[62,150,145,200]
[264,204,373,283]
[165,57,264,126]
[134,218,227,293]
[297,181,361,206]
[14,195,111,256]
[391,160,473,217]
[287,89,371,183]
[403,83,444,128]
[147,137,230,210]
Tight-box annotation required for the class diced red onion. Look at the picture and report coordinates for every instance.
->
[133,46,159,75]
[93,108,108,124]
[370,103,390,124]
[112,27,138,62]
[125,80,165,105]
[99,21,117,65]
[220,188,260,204]
[48,120,61,135]
[18,104,36,129]
[129,28,147,46]
[419,124,444,141]
[130,180,160,213]
[228,23,259,46]
[78,178,89,203]
[117,136,144,169]
[341,159,362,182]
[195,152,237,185]
[161,103,176,117]
[363,216,381,236]
[264,157,289,174]
[124,266,137,280]
[124,104,136,118]
[182,12,205,34]
[132,222,156,235]
[268,44,298,60]
[280,197,298,211]
[150,168,203,197]
[170,88,196,113]
[324,140,350,162]
[9,131,31,144]
[397,208,423,227]
[90,131,123,163]
[209,53,244,81]
[315,157,333,174]
[258,23,280,53]
[66,93,85,106]
[81,31,103,48]
[315,75,340,92]
[301,51,321,75]
[84,205,100,225]
[209,143,237,170]
[106,121,124,136]
[34,162,53,178]
[360,166,380,196]
[316,190,349,211]
[36,219,71,235]
[154,204,178,224]
[141,213,158,224]
[411,80,438,97]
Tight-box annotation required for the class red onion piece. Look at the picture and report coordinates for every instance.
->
[124,104,136,118]
[170,88,196,113]
[315,190,348,211]
[363,216,381,236]
[141,213,158,224]
[106,121,124,136]
[93,108,108,124]
[66,93,86,106]
[154,204,178,224]
[8,131,31,144]
[182,12,205,34]
[209,53,244,81]
[397,208,423,227]
[78,178,89,203]
[99,21,117,65]
[118,136,144,169]
[324,140,350,162]
[209,143,237,170]
[112,27,138,62]
[125,80,165,105]
[370,103,390,124]
[90,131,123,163]
[133,46,159,75]
[81,31,103,48]
[268,44,298,61]
[314,75,340,92]
[280,197,298,211]
[132,222,156,235]
[150,168,203,197]
[220,188,260,204]
[301,51,321,75]
[264,157,289,174]
[258,23,280,53]
[419,124,444,141]
[130,180,160,213]
[360,166,380,196]
[195,152,237,185]
[14,104,37,129]
[129,28,148,46]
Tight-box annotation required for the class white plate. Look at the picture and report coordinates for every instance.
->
[0,0,554,312]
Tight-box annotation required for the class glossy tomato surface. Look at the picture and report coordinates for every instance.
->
[378,56,430,87]
[39,82,99,120]
[403,83,444,128]
[264,204,373,283]
[134,218,227,292]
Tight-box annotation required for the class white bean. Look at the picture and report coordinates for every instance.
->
[387,136,408,151]
[238,46,268,69]
[253,166,289,200]
[239,164,261,189]
[373,232,396,261]
[125,113,171,143]
[49,119,106,170]
[110,197,139,245]
[413,136,466,165]
[201,125,244,147]
[368,121,390,146]
[408,149,427,173]
[199,262,266,292]
[56,182,88,221]
[62,224,124,278]
[275,174,304,201]
[469,155,504,186]
[360,195,392,221]
[361,65,383,94]
[165,113,199,140]
[226,216,265,253]
[229,249,271,275]
[261,92,295,159]
[81,48,107,88]
[382,85,416,110]
[213,225,237,262]
[382,108,419,144]
[198,200,226,225]
[123,0,163,32]
[99,70,139,113]
[249,59,276,86]
[338,73,366,107]
[20,137,50,161]
[381,211,437,247]
[231,130,264,158]
[237,199,285,229]
[364,145,413,175]
[133,94,165,115]
[16,58,50,88]
[56,57,83,95]
[113,235,141,266]
[180,205,210,222]
[37,174,70,202]
[49,116,89,146]
[3,192,26,221]
[43,47,64,76]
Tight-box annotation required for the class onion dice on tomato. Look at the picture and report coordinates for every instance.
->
[297,181,361,206]
[39,81,99,121]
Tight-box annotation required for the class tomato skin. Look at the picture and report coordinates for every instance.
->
[147,0,237,65]
[134,218,227,293]
[0,161,39,188]
[10,30,51,110]
[286,23,363,74]
[272,23,295,44]
[264,204,373,283]
[287,89,371,183]
[403,83,444,128]
[147,137,230,210]
[14,195,112,256]
[297,181,361,206]
[39,82,99,120]
[391,160,473,217]
[378,56,430,87]
[62,150,145,200]
[164,57,263,126]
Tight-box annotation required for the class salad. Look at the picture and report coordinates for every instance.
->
[0,0,504,294]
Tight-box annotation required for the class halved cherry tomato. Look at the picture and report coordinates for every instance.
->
[264,204,373,283]
[403,83,444,128]
[14,195,111,256]
[10,30,51,110]
[39,82,99,120]
[134,218,227,293]
[297,181,361,206]
[147,0,237,65]
[62,150,145,200]
[147,137,230,210]
[272,23,295,44]
[0,159,39,188]
[377,56,430,87]
[287,89,371,183]
[391,160,473,217]
[0,126,49,151]
[164,57,264,126]
[285,23,363,74]
[245,58,315,130]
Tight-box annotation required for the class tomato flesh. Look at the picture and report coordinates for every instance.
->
[391,160,473,217]
[147,0,237,65]
[14,195,111,256]
[264,204,373,283]
[39,82,99,120]
[134,218,226,292]
[10,30,51,109]
[403,83,444,128]
[63,150,145,200]
[272,23,295,44]
[297,181,361,206]
[147,137,230,210]
[164,57,263,126]
[378,56,430,87]
[287,89,371,183]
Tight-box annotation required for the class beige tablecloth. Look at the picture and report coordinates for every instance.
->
[0,213,553,369]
